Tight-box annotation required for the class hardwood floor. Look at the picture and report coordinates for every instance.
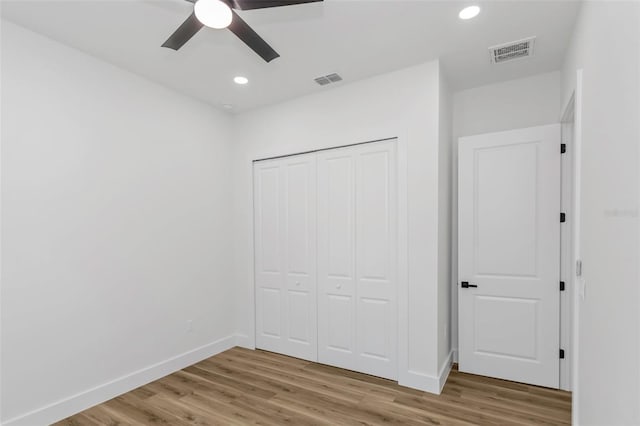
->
[55,347,571,425]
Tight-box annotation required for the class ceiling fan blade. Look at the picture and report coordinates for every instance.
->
[228,10,280,62]
[230,0,322,11]
[162,13,204,50]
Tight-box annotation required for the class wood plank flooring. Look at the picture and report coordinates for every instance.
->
[54,347,571,425]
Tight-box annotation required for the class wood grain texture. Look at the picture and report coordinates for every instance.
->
[54,347,571,425]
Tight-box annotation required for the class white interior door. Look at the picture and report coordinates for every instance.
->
[317,140,398,380]
[458,124,561,388]
[254,153,317,361]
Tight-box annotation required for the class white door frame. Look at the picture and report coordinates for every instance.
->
[560,90,576,392]
[246,134,409,384]
[561,69,583,422]
[558,69,583,400]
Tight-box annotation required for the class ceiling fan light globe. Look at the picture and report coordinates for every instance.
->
[194,0,233,29]
[458,5,480,20]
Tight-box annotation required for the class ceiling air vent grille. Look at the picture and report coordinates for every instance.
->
[489,37,536,64]
[314,72,343,86]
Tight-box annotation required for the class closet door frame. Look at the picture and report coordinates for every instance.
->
[248,134,409,385]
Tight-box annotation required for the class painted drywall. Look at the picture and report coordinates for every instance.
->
[437,65,452,373]
[450,71,562,356]
[1,21,236,424]
[0,14,4,426]
[232,61,450,390]
[561,2,640,424]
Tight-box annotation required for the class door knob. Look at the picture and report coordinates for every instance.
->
[461,281,478,288]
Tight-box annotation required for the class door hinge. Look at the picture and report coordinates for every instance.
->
[560,212,566,223]
[560,281,565,291]
[561,143,567,154]
[559,349,565,359]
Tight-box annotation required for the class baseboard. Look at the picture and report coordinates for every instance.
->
[437,350,454,393]
[234,333,254,349]
[452,348,458,363]
[3,335,236,426]
[399,350,453,395]
[400,370,441,394]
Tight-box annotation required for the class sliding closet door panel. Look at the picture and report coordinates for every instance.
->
[283,157,317,359]
[356,145,397,379]
[318,140,397,380]
[254,154,317,361]
[318,152,357,367]
[255,163,284,351]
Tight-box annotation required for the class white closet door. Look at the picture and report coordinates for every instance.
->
[317,140,398,380]
[254,154,317,361]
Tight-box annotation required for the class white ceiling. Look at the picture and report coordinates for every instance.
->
[1,0,581,112]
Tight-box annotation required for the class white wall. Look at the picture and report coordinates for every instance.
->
[1,21,236,425]
[437,67,452,374]
[453,71,562,139]
[232,60,451,391]
[561,2,640,424]
[450,71,562,356]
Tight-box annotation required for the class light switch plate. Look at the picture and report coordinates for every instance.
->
[578,278,586,300]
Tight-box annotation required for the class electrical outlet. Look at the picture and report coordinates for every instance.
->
[187,320,193,333]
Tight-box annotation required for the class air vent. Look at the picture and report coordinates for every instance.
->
[314,72,343,86]
[489,37,536,64]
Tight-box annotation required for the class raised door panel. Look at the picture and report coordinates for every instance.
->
[326,294,354,353]
[325,156,354,280]
[473,296,538,360]
[475,143,538,277]
[287,290,313,343]
[260,288,282,338]
[256,166,281,278]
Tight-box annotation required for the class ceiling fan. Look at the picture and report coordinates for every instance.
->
[162,0,323,63]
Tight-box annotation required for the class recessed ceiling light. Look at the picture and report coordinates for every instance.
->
[459,5,480,20]
[194,0,232,29]
[234,76,249,85]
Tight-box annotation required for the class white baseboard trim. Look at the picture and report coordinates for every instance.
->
[452,348,458,363]
[3,335,236,426]
[234,333,255,349]
[437,350,454,393]
[399,350,454,395]
[400,370,441,394]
